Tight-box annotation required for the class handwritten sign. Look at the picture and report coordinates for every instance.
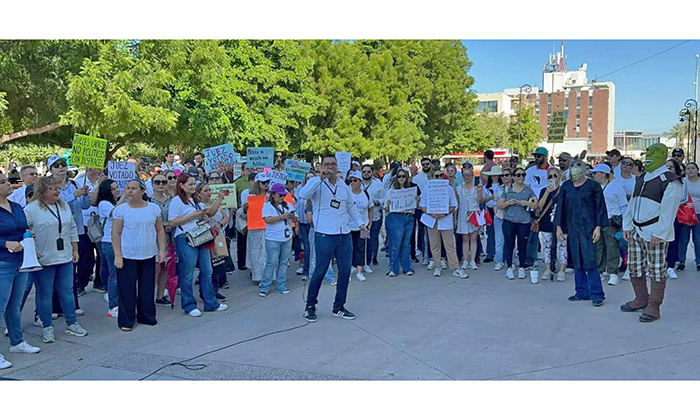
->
[209,183,238,208]
[267,170,288,187]
[71,134,108,169]
[285,159,312,182]
[426,180,451,214]
[203,143,236,174]
[335,152,352,178]
[389,187,417,213]
[108,161,136,191]
[247,147,274,169]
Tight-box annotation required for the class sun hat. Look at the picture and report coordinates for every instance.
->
[482,166,503,176]
[270,183,288,195]
[255,172,271,182]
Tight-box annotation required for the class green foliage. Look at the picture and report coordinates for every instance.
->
[3,140,66,167]
[461,111,510,153]
[508,106,542,158]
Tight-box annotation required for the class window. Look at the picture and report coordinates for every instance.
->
[476,101,498,113]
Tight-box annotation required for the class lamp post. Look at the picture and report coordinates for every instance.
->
[679,108,691,156]
[518,83,532,158]
[685,99,698,162]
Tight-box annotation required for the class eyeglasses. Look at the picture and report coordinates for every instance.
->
[153,180,168,186]
[323,162,338,167]
[397,175,407,179]
[26,172,38,176]
[621,161,633,166]
[167,176,177,181]
[51,162,67,169]
[548,175,558,179]
[672,154,683,158]
[350,179,361,182]
[514,173,525,178]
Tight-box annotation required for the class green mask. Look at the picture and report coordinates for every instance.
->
[570,159,585,182]
[644,143,668,172]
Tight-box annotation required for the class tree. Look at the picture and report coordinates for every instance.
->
[460,111,510,153]
[508,105,542,159]
[665,119,693,151]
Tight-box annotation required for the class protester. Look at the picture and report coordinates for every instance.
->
[672,148,685,164]
[664,159,688,279]
[678,162,700,271]
[383,168,419,276]
[498,167,537,280]
[112,179,165,331]
[75,167,105,295]
[445,163,458,187]
[295,172,315,281]
[244,172,270,283]
[455,164,482,270]
[342,171,372,281]
[207,170,232,289]
[162,151,184,172]
[485,167,506,270]
[96,179,127,318]
[169,173,228,317]
[8,165,38,208]
[606,149,623,177]
[524,147,550,267]
[631,160,644,177]
[591,164,627,286]
[619,157,636,200]
[413,158,432,265]
[259,183,296,296]
[149,173,174,306]
[537,167,567,282]
[621,143,683,322]
[299,154,368,322]
[361,164,383,269]
[25,176,88,342]
[554,159,608,306]
[420,169,469,279]
[0,172,40,368]
[480,150,497,185]
[305,190,337,286]
[557,152,572,181]
[195,181,228,301]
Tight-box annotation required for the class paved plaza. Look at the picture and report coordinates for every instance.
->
[1,245,699,381]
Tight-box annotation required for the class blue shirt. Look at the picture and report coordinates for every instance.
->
[0,201,28,262]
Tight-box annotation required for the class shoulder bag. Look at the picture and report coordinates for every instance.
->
[530,193,554,233]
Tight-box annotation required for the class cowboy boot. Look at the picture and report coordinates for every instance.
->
[640,279,666,323]
[620,276,648,312]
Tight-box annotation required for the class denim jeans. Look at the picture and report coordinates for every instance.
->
[0,259,28,346]
[306,232,352,312]
[573,268,604,301]
[485,208,495,259]
[96,241,108,290]
[299,223,311,275]
[100,242,119,309]
[308,226,335,283]
[502,220,530,268]
[493,216,504,264]
[678,221,700,266]
[260,239,293,294]
[174,235,219,314]
[366,216,382,265]
[386,213,414,275]
[667,220,684,267]
[36,262,77,328]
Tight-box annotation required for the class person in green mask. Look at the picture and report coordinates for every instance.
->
[621,143,683,323]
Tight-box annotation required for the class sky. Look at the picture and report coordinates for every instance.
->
[463,40,700,134]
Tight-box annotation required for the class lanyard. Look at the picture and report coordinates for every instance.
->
[271,203,289,226]
[47,203,63,234]
[322,180,338,197]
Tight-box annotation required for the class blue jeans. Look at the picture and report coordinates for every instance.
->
[573,268,604,301]
[366,216,382,265]
[485,208,495,259]
[174,235,219,314]
[0,259,28,346]
[678,221,700,266]
[308,226,335,283]
[299,223,311,276]
[260,239,292,294]
[494,216,504,264]
[306,232,352,312]
[386,213,414,275]
[36,262,77,328]
[100,242,119,309]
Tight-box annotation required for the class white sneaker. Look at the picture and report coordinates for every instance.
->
[33,316,42,327]
[387,271,397,277]
[622,270,630,280]
[608,274,620,286]
[363,265,373,274]
[433,268,442,277]
[42,326,55,343]
[51,313,58,320]
[9,341,40,354]
[75,308,85,316]
[542,269,552,281]
[506,267,515,280]
[469,261,479,270]
[565,268,574,274]
[107,307,118,319]
[295,267,304,275]
[188,309,202,317]
[452,269,469,279]
[494,262,504,271]
[65,323,88,337]
[518,268,526,279]
[440,260,447,270]
[103,293,109,303]
[556,271,566,282]
[356,272,367,282]
[667,267,678,279]
[216,304,228,312]
[350,267,357,275]
[460,260,469,270]
[330,280,338,286]
[0,354,11,370]
[427,261,436,270]
[163,289,169,298]
[3,328,6,336]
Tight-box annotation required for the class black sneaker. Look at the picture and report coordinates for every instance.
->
[677,264,685,272]
[76,287,86,297]
[220,282,230,289]
[372,258,378,266]
[332,306,356,320]
[155,297,171,306]
[592,300,604,307]
[216,293,227,302]
[483,258,494,263]
[304,306,317,322]
[568,295,584,302]
[697,265,700,271]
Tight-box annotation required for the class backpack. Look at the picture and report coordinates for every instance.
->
[86,212,106,243]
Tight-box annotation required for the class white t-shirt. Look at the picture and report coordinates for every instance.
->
[112,202,161,260]
[240,189,251,205]
[525,164,550,199]
[75,175,99,227]
[97,201,116,243]
[262,202,294,242]
[168,197,206,238]
[619,174,636,199]
[349,190,371,231]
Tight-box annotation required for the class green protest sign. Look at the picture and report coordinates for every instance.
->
[71,134,108,168]
[547,111,567,144]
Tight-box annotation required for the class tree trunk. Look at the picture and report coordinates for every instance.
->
[0,122,63,145]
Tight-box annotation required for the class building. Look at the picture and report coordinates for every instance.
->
[476,41,616,156]
[613,131,678,157]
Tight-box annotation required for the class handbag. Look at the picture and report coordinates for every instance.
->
[183,220,215,248]
[87,212,106,243]
[235,207,248,235]
[211,229,229,258]
[609,214,623,229]
[212,255,235,275]
[530,193,554,233]
[678,196,699,226]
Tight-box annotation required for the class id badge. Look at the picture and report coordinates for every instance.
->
[56,237,64,251]
[284,228,292,239]
[330,199,341,209]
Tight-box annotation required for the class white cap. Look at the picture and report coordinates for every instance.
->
[254,172,271,182]
[348,171,362,180]
[590,164,611,174]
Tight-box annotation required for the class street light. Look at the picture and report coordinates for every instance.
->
[679,108,691,155]
[685,99,698,161]
[518,83,532,158]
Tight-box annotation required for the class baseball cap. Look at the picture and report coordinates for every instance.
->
[270,183,288,195]
[672,148,684,155]
[352,160,360,167]
[348,171,362,180]
[186,166,199,178]
[509,156,519,162]
[590,165,611,174]
[390,161,401,170]
[462,160,474,168]
[533,147,549,156]
[47,155,66,168]
[606,149,621,156]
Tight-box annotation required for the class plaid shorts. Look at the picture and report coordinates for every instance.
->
[627,230,668,281]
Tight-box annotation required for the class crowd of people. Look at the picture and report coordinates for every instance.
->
[0,144,697,369]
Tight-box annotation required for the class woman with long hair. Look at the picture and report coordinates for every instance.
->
[96,178,126,318]
[25,176,87,343]
[150,172,174,306]
[483,167,505,270]
[493,167,513,271]
[195,181,227,301]
[383,168,419,277]
[679,162,700,271]
[169,173,228,317]
[347,171,373,281]
[0,172,41,368]
[162,169,178,197]
[245,173,270,283]
[537,167,567,282]
[259,183,297,296]
[455,165,483,271]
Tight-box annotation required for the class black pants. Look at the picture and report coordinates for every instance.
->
[117,257,157,329]
[77,233,102,289]
[503,219,531,268]
[351,230,366,268]
[237,230,247,270]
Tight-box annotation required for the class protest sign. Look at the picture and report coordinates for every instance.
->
[267,170,288,187]
[71,134,108,169]
[209,184,238,208]
[247,195,267,230]
[107,161,136,191]
[389,187,418,213]
[247,147,274,169]
[335,152,352,177]
[233,163,242,180]
[426,180,451,214]
[285,159,312,182]
[203,143,236,174]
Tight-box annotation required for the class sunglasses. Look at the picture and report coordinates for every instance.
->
[514,173,525,178]
[534,154,544,158]
[548,175,558,179]
[153,180,168,186]
[672,154,683,158]
[621,161,633,166]
[397,175,407,179]
[167,176,177,181]
[558,159,569,162]
[421,162,431,166]
[350,179,361,182]
[502,173,512,177]
[209,176,221,181]
[362,170,372,173]
[51,162,67,168]
[260,180,270,184]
